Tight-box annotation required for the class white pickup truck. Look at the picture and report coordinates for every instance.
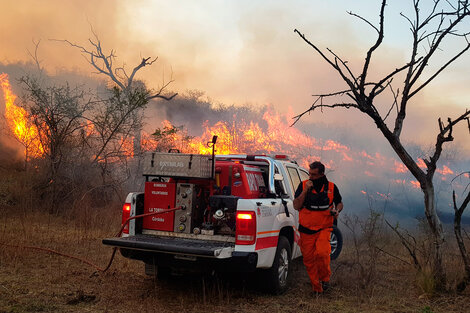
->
[103,153,342,294]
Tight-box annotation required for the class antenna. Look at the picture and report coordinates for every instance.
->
[208,135,218,179]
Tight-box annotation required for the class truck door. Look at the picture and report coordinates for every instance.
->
[285,165,305,259]
[254,164,286,267]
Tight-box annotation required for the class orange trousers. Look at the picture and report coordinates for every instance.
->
[299,228,332,292]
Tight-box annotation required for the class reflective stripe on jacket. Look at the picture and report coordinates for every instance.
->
[299,180,335,232]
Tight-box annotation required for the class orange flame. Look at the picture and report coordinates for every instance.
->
[0,73,44,158]
[1,71,463,190]
[417,158,426,169]
[181,109,352,164]
[410,180,420,189]
[437,165,454,176]
[394,160,407,173]
[119,136,134,158]
[139,109,354,173]
[376,191,391,200]
[392,179,406,185]
[83,120,94,137]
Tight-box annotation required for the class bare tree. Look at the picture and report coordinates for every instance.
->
[294,0,470,288]
[54,30,177,161]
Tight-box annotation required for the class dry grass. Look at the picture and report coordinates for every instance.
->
[1,206,469,313]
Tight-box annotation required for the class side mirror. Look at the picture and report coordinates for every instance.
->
[274,173,284,181]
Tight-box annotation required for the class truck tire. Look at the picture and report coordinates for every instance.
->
[264,236,292,294]
[330,225,343,260]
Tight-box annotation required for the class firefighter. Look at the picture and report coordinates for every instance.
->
[293,161,343,294]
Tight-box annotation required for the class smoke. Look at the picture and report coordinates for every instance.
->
[1,0,469,223]
[1,0,468,155]
[144,88,470,224]
[145,90,268,135]
[0,133,22,167]
[2,59,470,225]
[0,1,121,71]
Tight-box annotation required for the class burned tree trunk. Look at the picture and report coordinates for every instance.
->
[373,113,447,285]
[453,188,470,292]
[424,185,446,286]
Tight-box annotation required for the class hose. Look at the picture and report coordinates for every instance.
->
[0,206,182,273]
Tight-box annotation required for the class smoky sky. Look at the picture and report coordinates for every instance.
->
[1,0,469,152]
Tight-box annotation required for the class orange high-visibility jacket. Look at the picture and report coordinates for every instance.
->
[299,180,335,232]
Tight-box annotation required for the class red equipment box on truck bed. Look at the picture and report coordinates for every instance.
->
[143,182,176,232]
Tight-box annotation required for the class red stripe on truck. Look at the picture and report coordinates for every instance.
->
[255,236,278,250]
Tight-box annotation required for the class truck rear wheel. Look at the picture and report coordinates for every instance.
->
[330,225,343,260]
[263,236,291,294]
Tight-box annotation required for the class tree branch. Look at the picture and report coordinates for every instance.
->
[427,110,470,178]
[291,94,358,126]
[409,39,470,99]
[347,11,380,34]
[359,0,386,93]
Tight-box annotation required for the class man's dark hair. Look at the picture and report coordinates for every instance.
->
[309,161,325,174]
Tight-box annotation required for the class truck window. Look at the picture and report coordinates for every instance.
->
[286,166,301,194]
[299,169,309,182]
[274,164,287,197]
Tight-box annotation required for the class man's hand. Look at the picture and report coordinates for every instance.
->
[330,202,343,218]
[294,181,312,211]
[305,180,313,191]
[330,208,338,218]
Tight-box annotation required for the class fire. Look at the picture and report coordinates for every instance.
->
[392,179,406,185]
[189,121,237,155]
[119,136,134,158]
[83,120,94,137]
[361,151,374,160]
[135,108,355,175]
[2,71,460,192]
[141,131,159,152]
[342,152,353,162]
[410,180,420,189]
[437,165,454,176]
[376,191,391,200]
[179,108,352,165]
[394,160,407,173]
[323,140,349,152]
[0,73,44,158]
[417,158,426,169]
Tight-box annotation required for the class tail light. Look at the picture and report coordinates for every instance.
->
[235,211,256,245]
[121,203,131,234]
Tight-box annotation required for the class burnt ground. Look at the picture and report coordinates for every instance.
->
[0,207,469,313]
